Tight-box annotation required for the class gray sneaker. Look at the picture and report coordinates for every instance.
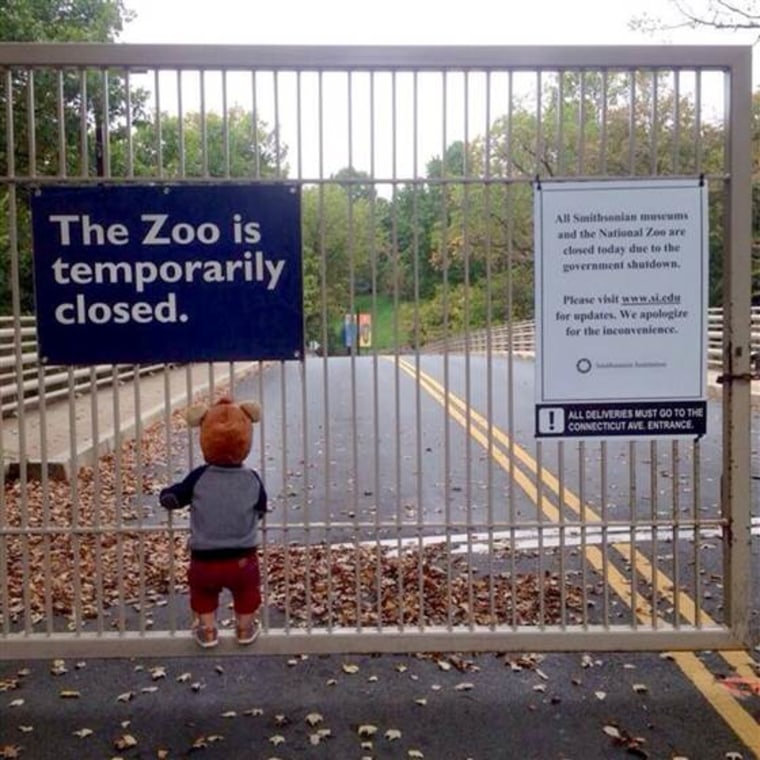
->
[193,624,219,649]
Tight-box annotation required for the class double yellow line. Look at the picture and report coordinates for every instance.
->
[395,356,760,754]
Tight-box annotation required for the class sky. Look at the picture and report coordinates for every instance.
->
[115,0,758,181]
[118,0,758,51]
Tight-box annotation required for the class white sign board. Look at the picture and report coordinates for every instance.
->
[534,179,708,439]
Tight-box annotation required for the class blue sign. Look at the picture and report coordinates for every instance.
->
[31,184,303,364]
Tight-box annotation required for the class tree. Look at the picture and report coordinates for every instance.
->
[630,0,760,35]
[0,1,138,313]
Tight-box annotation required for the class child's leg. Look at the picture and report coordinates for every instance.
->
[229,553,262,644]
[188,559,222,647]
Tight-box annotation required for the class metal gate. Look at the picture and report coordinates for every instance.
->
[0,44,753,657]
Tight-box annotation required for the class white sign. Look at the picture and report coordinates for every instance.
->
[534,179,708,438]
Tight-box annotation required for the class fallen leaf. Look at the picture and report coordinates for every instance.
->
[176,673,191,683]
[385,728,402,741]
[59,690,81,699]
[243,707,264,717]
[415,697,428,706]
[141,686,158,694]
[0,746,22,759]
[603,725,622,739]
[8,699,24,708]
[408,750,425,759]
[274,714,290,726]
[73,728,94,738]
[17,726,33,734]
[633,684,649,694]
[437,660,452,671]
[357,724,378,738]
[150,667,167,681]
[595,691,607,701]
[50,659,68,676]
[454,682,474,691]
[269,735,286,746]
[342,663,360,674]
[114,733,138,750]
[221,711,237,718]
[116,692,134,703]
[305,712,323,726]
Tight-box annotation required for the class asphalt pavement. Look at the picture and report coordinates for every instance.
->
[1,362,759,759]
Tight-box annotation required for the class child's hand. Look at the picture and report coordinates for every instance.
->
[160,491,181,510]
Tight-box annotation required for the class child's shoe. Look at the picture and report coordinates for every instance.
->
[193,624,219,649]
[236,619,261,645]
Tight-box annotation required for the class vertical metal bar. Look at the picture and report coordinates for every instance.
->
[125,70,134,178]
[722,49,753,643]
[67,370,83,633]
[600,441,609,627]
[462,70,475,630]
[177,70,186,178]
[89,367,105,633]
[650,440,659,628]
[163,367,177,633]
[57,70,66,177]
[411,70,426,633]
[629,441,639,629]
[390,70,404,631]
[651,70,658,176]
[535,70,547,629]
[600,71,609,176]
[295,69,311,635]
[200,69,208,177]
[344,71,360,632]
[316,70,333,632]
[483,70,496,629]
[222,70,230,177]
[672,440,681,628]
[251,71,260,178]
[673,71,681,173]
[578,70,586,175]
[579,440,588,628]
[9,69,31,632]
[279,362,291,631]
[133,368,147,634]
[369,71,383,632]
[692,439,703,627]
[154,69,163,178]
[536,441,546,628]
[628,73,636,173]
[273,71,281,177]
[506,70,518,629]
[440,70,454,631]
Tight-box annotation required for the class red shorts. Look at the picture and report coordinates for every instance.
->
[188,552,262,615]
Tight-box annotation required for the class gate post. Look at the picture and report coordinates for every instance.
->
[722,46,753,646]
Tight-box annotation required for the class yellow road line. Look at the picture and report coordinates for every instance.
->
[395,357,760,755]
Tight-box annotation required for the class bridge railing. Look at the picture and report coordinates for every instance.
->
[422,307,760,370]
[0,316,167,418]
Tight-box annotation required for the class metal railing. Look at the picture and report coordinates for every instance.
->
[423,308,760,370]
[0,316,167,417]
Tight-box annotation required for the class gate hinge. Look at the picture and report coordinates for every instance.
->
[716,372,758,384]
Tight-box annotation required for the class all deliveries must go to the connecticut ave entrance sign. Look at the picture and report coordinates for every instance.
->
[534,178,708,440]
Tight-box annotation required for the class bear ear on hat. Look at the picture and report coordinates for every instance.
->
[240,401,261,423]
[185,404,208,427]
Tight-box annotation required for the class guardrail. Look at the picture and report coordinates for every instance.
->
[0,316,167,417]
[422,307,760,370]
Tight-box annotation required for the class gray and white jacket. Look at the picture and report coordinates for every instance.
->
[160,464,267,559]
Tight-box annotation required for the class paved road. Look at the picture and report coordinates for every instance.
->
[1,354,759,758]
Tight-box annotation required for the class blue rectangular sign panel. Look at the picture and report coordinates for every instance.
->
[31,184,303,364]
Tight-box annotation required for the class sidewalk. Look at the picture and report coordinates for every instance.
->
[1,362,259,481]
